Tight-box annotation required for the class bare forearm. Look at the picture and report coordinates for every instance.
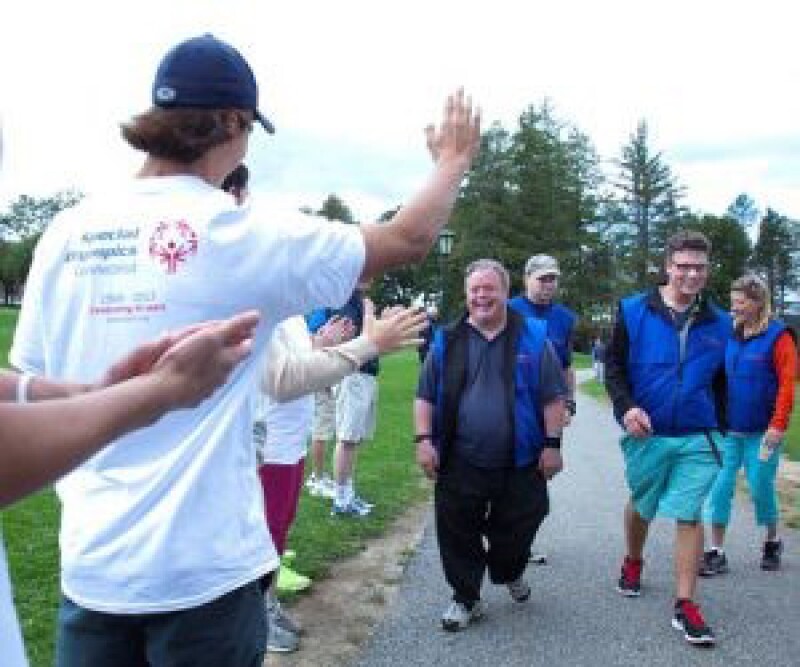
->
[414,398,435,434]
[0,375,171,507]
[0,370,90,402]
[543,399,566,437]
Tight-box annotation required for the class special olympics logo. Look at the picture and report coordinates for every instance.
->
[148,220,198,274]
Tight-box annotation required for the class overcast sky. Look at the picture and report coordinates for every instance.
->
[1,0,798,222]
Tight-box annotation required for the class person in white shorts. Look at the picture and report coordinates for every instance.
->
[305,314,355,498]
[331,283,381,516]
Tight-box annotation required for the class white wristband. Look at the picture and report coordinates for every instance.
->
[16,373,33,404]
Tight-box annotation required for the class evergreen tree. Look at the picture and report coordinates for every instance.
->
[752,208,797,313]
[612,120,684,285]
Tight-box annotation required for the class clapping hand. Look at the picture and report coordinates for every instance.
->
[364,300,427,354]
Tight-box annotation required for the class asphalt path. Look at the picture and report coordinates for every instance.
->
[355,371,800,666]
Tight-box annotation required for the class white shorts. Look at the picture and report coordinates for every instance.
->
[312,387,337,441]
[336,373,378,443]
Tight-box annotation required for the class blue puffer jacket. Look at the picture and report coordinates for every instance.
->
[430,309,547,467]
[621,292,731,435]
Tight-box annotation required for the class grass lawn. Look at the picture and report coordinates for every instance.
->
[572,351,591,370]
[0,306,17,366]
[1,304,427,666]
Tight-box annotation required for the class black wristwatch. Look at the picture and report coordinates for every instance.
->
[544,435,562,450]
[414,434,433,443]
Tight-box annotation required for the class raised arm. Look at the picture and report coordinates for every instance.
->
[264,301,426,402]
[359,89,481,279]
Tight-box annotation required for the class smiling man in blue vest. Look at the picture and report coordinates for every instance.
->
[604,230,731,648]
[414,258,568,632]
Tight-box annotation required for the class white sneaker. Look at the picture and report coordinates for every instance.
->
[441,600,486,632]
[351,496,374,513]
[331,499,370,517]
[305,474,321,496]
[265,593,303,635]
[266,620,299,653]
[318,475,337,499]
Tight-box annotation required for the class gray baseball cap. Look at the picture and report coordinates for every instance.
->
[525,254,560,278]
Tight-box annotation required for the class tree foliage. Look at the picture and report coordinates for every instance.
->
[611,121,685,285]
[0,190,83,304]
[752,208,798,313]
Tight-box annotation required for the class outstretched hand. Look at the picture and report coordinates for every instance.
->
[425,88,481,171]
[363,299,427,354]
[315,316,356,348]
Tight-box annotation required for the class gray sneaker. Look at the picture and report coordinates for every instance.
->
[266,594,303,635]
[441,600,486,632]
[507,577,531,602]
[266,619,299,653]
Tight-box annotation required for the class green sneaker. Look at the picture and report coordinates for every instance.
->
[277,564,312,595]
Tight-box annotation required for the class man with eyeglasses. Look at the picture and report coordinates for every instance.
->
[604,230,731,647]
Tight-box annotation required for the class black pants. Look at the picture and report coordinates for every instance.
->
[55,581,266,667]
[434,456,549,605]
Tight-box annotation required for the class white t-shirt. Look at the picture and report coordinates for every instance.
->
[253,317,315,465]
[9,175,364,614]
[0,527,29,667]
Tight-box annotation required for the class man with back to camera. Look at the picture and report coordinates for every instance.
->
[10,33,482,666]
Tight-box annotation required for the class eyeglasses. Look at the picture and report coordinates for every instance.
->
[536,274,558,283]
[672,263,709,274]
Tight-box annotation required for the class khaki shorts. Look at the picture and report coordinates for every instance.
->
[311,387,337,441]
[336,373,378,443]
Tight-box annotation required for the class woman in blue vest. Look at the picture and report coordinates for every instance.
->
[701,274,797,575]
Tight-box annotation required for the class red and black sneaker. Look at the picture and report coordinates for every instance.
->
[616,556,643,597]
[672,599,716,646]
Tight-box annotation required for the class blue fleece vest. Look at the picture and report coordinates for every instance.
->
[621,293,730,435]
[508,297,576,369]
[430,316,547,467]
[726,320,786,433]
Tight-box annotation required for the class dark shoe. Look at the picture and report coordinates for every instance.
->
[699,549,728,577]
[616,556,643,597]
[761,540,783,571]
[507,577,531,602]
[672,599,715,646]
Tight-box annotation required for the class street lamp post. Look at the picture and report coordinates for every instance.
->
[437,227,455,317]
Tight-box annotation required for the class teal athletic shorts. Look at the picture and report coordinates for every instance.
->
[621,432,721,522]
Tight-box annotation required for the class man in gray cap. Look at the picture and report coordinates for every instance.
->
[509,254,577,420]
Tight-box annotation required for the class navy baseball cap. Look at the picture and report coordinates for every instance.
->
[152,34,274,134]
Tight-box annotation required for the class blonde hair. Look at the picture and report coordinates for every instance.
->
[731,273,771,334]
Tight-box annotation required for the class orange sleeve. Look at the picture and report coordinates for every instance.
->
[769,331,797,431]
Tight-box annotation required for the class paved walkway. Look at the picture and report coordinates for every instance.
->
[355,371,800,666]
